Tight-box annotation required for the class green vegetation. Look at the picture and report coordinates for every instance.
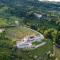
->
[5,26,39,41]
[32,41,42,45]
[16,40,52,60]
[0,27,53,60]
[0,0,60,60]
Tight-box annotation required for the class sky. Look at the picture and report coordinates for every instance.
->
[38,0,60,2]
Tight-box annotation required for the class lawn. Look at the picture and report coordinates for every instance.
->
[32,41,42,46]
[5,26,40,41]
[55,47,60,60]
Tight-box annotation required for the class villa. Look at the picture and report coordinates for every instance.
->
[34,13,42,19]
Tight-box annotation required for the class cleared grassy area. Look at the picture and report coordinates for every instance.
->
[5,26,40,41]
[32,41,42,46]
[0,18,8,27]
[55,47,60,60]
[0,26,52,60]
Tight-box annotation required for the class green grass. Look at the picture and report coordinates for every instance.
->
[32,41,42,45]
[5,26,40,41]
[55,47,60,60]
[0,18,8,27]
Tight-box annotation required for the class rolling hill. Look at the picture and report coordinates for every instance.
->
[5,26,41,41]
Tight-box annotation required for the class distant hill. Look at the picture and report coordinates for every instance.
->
[0,0,60,11]
[0,0,60,19]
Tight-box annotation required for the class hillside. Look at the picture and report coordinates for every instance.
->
[0,0,60,18]
[5,26,40,41]
[0,25,53,60]
[0,0,60,60]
